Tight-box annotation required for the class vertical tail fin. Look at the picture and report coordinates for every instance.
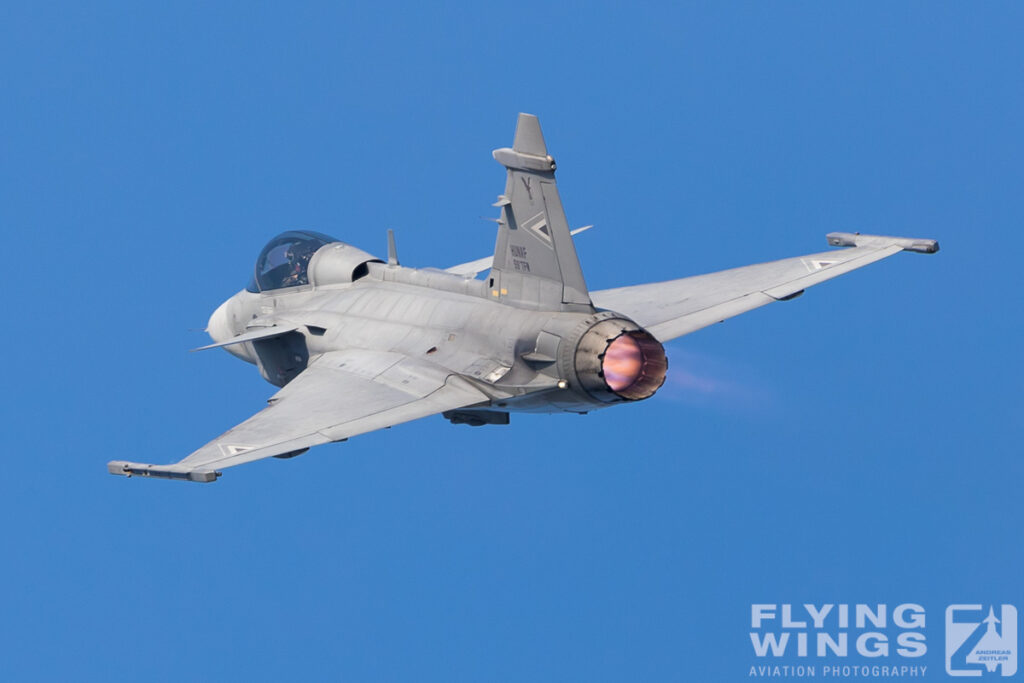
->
[487,114,592,312]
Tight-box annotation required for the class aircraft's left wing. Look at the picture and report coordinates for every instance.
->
[591,232,938,343]
[108,350,489,482]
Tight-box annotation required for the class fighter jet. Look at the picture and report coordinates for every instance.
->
[108,113,938,482]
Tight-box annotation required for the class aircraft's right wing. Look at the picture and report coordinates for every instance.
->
[108,349,490,482]
[590,232,938,343]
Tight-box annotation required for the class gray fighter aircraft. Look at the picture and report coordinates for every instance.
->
[108,114,938,482]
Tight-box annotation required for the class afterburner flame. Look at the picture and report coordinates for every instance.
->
[603,335,644,391]
[599,330,668,400]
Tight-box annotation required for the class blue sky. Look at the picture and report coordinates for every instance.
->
[1,2,1021,681]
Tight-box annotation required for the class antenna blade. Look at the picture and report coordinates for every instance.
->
[387,229,399,266]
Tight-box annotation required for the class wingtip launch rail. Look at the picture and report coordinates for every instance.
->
[826,231,939,254]
[108,460,221,483]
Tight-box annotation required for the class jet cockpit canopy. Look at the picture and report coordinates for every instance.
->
[246,230,339,292]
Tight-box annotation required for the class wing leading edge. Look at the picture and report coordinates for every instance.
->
[108,350,490,482]
[590,232,938,343]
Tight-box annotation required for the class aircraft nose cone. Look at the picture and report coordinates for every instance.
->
[207,299,235,345]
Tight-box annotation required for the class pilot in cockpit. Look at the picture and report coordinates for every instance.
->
[248,230,338,293]
[279,242,317,288]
